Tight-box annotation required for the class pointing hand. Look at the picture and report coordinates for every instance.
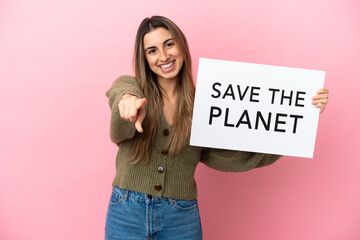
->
[119,94,147,133]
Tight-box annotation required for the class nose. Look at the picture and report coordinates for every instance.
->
[159,50,169,62]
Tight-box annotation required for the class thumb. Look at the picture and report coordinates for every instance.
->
[136,98,147,110]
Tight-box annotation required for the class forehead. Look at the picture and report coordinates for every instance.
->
[143,27,173,49]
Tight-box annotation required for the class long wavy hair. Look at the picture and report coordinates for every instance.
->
[131,16,195,164]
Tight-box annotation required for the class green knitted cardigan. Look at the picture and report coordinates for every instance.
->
[105,75,282,200]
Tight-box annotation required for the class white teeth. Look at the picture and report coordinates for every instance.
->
[160,61,174,69]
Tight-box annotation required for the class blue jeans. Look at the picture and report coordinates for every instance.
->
[105,187,203,240]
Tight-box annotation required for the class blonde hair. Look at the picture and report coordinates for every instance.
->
[131,16,195,164]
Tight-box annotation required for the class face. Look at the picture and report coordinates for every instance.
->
[143,27,184,82]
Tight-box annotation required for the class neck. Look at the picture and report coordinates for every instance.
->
[157,76,178,100]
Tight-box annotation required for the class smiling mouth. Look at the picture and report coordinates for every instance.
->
[159,61,174,69]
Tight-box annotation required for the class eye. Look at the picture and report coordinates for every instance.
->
[147,49,156,55]
[165,42,174,48]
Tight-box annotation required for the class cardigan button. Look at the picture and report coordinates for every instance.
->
[161,150,169,156]
[157,166,164,173]
[155,184,162,191]
[163,129,170,136]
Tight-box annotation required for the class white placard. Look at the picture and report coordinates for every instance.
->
[190,58,325,158]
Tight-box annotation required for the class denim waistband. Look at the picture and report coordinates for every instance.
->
[113,186,179,203]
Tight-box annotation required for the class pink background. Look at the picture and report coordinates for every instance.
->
[1,0,359,239]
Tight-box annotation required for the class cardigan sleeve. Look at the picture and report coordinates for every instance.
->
[105,75,145,145]
[200,147,282,172]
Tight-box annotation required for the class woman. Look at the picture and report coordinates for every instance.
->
[105,16,329,240]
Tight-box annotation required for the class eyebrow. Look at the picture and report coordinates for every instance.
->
[144,38,174,52]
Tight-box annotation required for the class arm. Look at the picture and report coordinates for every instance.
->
[105,75,145,145]
[200,148,282,172]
